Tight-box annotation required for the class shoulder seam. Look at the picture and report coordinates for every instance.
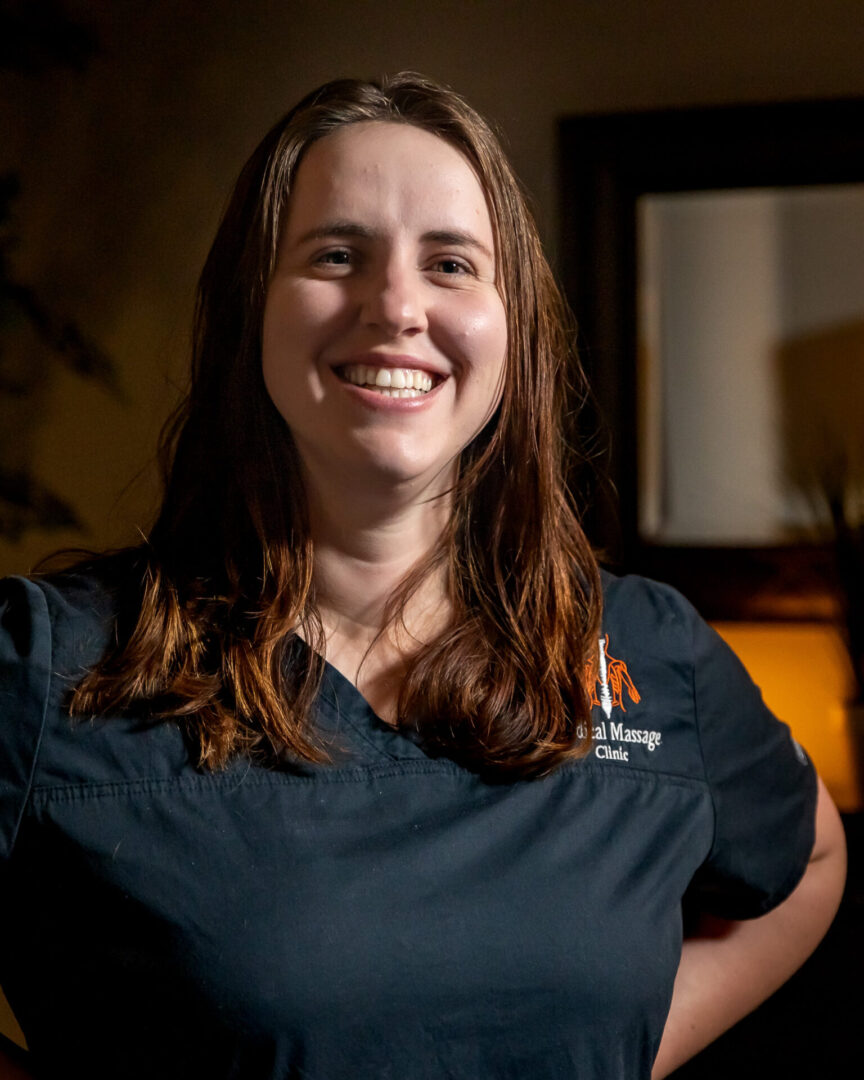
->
[687,604,719,857]
[28,759,472,802]
[8,578,55,855]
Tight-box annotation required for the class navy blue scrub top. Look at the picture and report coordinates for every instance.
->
[0,568,816,1078]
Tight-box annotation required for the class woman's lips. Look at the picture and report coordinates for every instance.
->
[331,361,447,409]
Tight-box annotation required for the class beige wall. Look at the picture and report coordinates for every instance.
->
[3,0,864,573]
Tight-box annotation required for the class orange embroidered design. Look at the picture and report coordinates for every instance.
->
[585,634,641,717]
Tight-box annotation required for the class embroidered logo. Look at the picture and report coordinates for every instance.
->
[585,634,641,718]
[579,635,659,761]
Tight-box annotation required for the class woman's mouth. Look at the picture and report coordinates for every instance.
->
[337,364,437,398]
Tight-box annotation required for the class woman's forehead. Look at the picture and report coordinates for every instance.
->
[284,122,496,242]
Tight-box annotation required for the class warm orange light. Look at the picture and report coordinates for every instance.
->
[713,622,860,811]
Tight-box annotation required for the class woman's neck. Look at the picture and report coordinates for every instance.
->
[305,472,454,717]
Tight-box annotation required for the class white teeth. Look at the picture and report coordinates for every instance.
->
[340,365,435,393]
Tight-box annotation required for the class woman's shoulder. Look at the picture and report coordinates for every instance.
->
[0,557,133,860]
[1,549,144,677]
[598,567,703,647]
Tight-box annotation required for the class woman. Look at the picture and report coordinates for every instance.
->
[0,74,846,1079]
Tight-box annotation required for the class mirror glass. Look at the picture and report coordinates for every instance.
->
[637,184,864,544]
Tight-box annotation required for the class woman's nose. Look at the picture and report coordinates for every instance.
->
[360,260,428,337]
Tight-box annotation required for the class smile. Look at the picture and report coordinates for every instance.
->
[337,364,436,397]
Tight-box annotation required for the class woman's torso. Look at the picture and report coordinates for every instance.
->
[0,568,815,1078]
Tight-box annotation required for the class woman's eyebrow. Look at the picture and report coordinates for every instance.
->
[421,229,493,260]
[294,222,493,260]
[295,221,375,244]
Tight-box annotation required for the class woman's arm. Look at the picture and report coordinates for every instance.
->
[652,774,847,1079]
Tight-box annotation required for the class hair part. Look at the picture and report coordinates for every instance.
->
[70,72,602,779]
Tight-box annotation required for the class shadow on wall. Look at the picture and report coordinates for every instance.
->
[0,1,121,549]
[779,320,864,527]
[777,319,864,707]
[0,172,120,545]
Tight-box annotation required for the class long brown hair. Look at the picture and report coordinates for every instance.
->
[71,72,602,779]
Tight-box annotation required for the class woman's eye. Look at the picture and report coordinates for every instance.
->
[431,258,471,276]
[315,249,352,267]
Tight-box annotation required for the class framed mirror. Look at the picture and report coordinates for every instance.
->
[560,99,864,619]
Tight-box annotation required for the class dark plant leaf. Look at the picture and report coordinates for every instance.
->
[0,465,81,541]
[2,281,121,395]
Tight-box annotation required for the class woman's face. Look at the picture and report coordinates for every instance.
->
[261,121,508,498]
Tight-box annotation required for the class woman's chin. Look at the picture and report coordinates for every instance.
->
[360,456,454,492]
[326,445,457,497]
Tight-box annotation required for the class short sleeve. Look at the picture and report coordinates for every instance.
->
[687,604,817,919]
[0,577,53,864]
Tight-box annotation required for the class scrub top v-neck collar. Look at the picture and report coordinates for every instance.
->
[312,648,433,766]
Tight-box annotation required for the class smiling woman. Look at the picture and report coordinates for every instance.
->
[0,74,846,1080]
[261,122,507,499]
